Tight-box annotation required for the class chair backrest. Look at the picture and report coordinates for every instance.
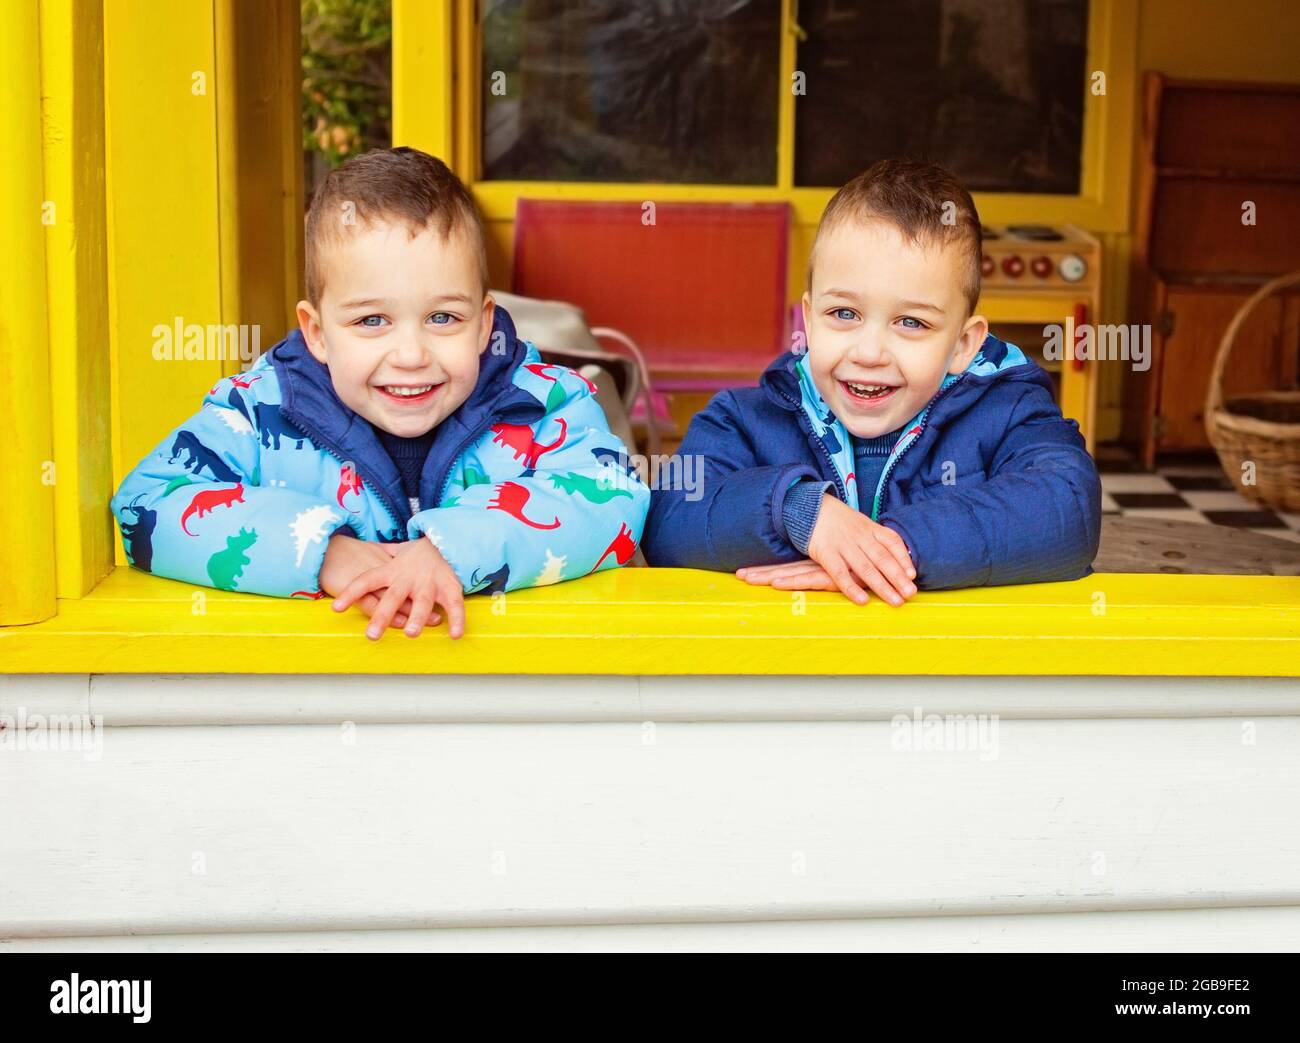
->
[512,200,790,390]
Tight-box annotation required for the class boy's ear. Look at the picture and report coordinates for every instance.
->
[296,300,328,364]
[948,312,989,374]
[478,293,497,355]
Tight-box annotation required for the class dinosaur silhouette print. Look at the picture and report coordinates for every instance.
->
[181,483,245,536]
[588,522,637,573]
[468,562,510,595]
[290,505,341,568]
[229,374,261,389]
[491,418,567,471]
[819,409,842,455]
[523,362,598,410]
[336,464,362,511]
[206,527,258,590]
[118,495,157,573]
[549,471,633,504]
[169,430,240,482]
[290,588,329,599]
[225,391,308,450]
[590,446,640,480]
[162,474,196,498]
[487,481,560,529]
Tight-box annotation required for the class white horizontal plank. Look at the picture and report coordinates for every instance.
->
[6,905,1300,952]
[3,674,1300,726]
[3,716,1299,937]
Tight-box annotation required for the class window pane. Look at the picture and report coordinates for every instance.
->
[794,0,1088,193]
[482,0,781,184]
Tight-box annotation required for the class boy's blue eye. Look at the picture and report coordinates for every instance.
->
[898,316,926,329]
[429,312,456,326]
[831,308,857,321]
[358,315,387,328]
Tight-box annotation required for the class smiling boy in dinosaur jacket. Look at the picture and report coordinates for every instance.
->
[112,147,648,639]
[643,159,1101,604]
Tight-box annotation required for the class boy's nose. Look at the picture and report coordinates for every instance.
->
[847,338,888,366]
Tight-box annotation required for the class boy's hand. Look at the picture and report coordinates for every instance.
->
[319,533,416,630]
[331,536,466,640]
[764,494,916,606]
[736,559,838,591]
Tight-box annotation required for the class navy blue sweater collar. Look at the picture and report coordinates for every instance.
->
[268,304,543,530]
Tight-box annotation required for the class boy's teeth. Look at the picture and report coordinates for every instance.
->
[847,381,892,396]
[385,385,433,396]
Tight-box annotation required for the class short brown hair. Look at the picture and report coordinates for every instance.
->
[303,146,488,303]
[809,159,982,313]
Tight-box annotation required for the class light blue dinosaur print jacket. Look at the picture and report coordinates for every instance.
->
[111,306,650,598]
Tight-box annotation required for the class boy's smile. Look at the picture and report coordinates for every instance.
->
[297,218,493,438]
[802,217,987,439]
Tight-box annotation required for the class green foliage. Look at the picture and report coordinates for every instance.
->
[302,0,392,166]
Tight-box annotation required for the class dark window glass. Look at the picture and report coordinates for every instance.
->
[793,0,1088,193]
[482,0,781,184]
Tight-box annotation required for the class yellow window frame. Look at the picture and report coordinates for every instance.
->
[394,0,1138,232]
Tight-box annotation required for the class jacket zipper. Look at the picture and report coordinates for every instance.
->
[284,410,406,534]
[774,386,849,502]
[870,375,965,520]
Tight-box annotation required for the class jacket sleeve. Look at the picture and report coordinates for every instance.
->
[406,370,650,593]
[642,391,820,571]
[110,382,353,597]
[877,383,1102,590]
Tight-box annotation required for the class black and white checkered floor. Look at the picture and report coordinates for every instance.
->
[1096,445,1300,545]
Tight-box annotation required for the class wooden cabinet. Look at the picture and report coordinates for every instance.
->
[1128,74,1300,467]
[1147,281,1298,452]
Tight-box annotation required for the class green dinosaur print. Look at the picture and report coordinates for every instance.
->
[462,464,490,488]
[162,474,196,498]
[206,527,257,590]
[441,495,460,508]
[545,381,566,414]
[548,471,633,503]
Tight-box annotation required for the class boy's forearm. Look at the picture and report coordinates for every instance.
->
[879,448,1101,590]
[644,463,820,571]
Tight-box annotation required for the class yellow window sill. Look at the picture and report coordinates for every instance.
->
[1,566,1297,676]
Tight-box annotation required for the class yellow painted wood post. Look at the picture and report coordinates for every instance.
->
[104,0,227,564]
[0,1,58,624]
[392,0,454,165]
[40,0,115,598]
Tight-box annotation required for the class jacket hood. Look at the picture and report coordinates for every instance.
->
[265,303,543,524]
[760,333,1051,420]
[759,334,1055,516]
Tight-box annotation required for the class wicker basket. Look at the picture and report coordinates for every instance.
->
[1204,270,1300,512]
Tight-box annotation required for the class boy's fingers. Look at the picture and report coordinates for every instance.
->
[333,565,390,612]
[880,528,916,579]
[771,569,836,591]
[357,591,413,628]
[737,559,815,579]
[441,585,466,639]
[747,563,829,586]
[366,582,409,640]
[867,542,917,599]
[826,556,870,606]
[848,547,904,607]
[404,592,436,638]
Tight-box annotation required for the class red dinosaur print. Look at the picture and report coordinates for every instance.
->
[336,464,362,511]
[491,418,567,469]
[589,523,637,573]
[209,373,262,396]
[524,362,597,394]
[487,481,560,529]
[291,589,329,599]
[181,483,245,536]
